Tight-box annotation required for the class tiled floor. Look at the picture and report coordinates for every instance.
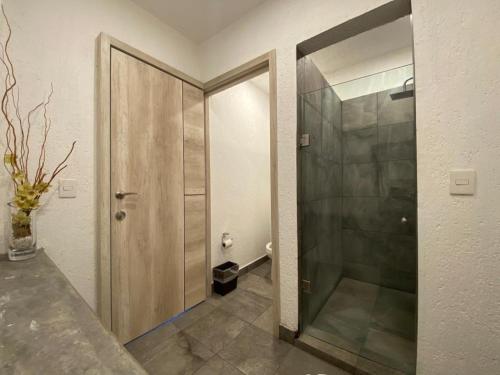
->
[126,260,348,375]
[305,278,416,374]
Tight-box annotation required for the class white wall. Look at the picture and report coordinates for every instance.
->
[412,0,500,373]
[0,0,201,309]
[209,75,271,271]
[321,49,414,100]
[323,46,413,86]
[199,0,500,374]
[309,13,413,89]
[333,64,414,101]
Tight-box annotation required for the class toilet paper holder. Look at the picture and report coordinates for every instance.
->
[221,232,233,248]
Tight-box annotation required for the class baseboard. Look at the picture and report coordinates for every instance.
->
[294,333,406,375]
[295,333,357,373]
[278,324,298,344]
[238,255,269,276]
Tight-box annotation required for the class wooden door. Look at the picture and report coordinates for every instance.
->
[182,82,207,308]
[184,195,206,308]
[183,82,206,195]
[110,48,184,343]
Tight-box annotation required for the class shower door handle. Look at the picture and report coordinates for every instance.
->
[299,134,310,147]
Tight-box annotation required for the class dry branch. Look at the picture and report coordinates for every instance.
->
[0,5,76,212]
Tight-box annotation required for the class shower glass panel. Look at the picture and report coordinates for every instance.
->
[299,63,417,374]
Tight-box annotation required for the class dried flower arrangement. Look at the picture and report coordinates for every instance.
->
[0,6,76,258]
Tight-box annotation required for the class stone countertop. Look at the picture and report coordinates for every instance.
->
[0,251,146,374]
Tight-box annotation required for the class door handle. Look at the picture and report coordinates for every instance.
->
[115,191,139,200]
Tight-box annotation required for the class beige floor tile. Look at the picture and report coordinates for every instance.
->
[184,308,249,353]
[219,325,292,375]
[142,331,213,375]
[252,306,274,335]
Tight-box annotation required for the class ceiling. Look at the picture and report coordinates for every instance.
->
[310,16,413,80]
[131,0,268,43]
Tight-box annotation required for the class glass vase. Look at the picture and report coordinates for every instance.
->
[8,203,38,261]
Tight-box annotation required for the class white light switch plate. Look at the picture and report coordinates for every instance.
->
[450,170,475,195]
[59,178,77,198]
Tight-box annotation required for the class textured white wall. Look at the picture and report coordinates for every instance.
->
[0,0,201,309]
[200,0,500,373]
[412,0,500,373]
[209,76,271,271]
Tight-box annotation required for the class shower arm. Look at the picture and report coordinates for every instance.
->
[403,77,414,91]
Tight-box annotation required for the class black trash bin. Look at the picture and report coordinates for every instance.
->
[213,261,239,296]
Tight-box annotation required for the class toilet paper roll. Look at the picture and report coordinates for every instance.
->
[222,238,233,249]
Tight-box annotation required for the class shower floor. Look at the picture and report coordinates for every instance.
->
[305,278,416,374]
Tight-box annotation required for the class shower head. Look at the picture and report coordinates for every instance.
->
[390,77,414,101]
[390,89,414,100]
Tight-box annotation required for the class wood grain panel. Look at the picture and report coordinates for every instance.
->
[184,195,207,308]
[108,35,204,89]
[110,48,184,343]
[183,82,205,195]
[204,97,211,298]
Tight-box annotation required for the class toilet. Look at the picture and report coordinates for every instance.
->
[265,242,272,258]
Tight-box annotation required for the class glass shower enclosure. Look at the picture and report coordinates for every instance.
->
[298,62,417,374]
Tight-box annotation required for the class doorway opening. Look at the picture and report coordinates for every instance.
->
[204,53,280,337]
[208,70,273,324]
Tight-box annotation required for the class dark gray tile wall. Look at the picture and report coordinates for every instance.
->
[341,87,417,293]
[343,163,379,197]
[299,57,417,328]
[378,123,415,161]
[341,93,377,131]
[297,56,331,95]
[299,65,343,326]
[343,127,378,164]
[378,86,415,126]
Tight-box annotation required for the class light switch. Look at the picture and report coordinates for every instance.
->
[59,179,77,198]
[450,170,475,195]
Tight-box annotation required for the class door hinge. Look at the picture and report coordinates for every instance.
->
[299,134,310,148]
[302,279,311,294]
